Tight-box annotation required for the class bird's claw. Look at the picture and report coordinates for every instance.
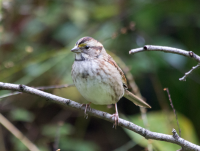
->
[111,113,119,129]
[81,103,91,119]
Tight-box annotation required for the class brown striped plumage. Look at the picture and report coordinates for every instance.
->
[71,37,151,127]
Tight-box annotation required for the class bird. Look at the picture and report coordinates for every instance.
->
[71,37,151,127]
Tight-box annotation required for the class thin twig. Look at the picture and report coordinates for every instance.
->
[0,84,74,100]
[35,84,74,90]
[164,88,181,137]
[179,64,200,81]
[0,113,40,151]
[0,92,21,100]
[0,82,199,151]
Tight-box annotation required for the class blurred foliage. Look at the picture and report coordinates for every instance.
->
[1,0,200,150]
[10,108,34,122]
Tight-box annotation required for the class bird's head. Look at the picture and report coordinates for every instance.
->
[71,37,105,60]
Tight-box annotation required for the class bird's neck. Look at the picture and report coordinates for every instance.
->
[75,53,99,61]
[75,53,85,61]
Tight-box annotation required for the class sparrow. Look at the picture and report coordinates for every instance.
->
[71,37,151,127]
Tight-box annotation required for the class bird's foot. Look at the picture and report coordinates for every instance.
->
[81,103,91,119]
[111,112,119,129]
[111,103,119,129]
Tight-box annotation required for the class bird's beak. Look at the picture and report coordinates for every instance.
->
[71,46,81,53]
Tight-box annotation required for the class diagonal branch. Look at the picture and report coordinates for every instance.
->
[0,82,199,151]
[179,63,200,81]
[129,45,200,81]
[0,113,40,151]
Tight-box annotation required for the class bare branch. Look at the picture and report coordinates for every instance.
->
[129,45,200,81]
[0,82,199,151]
[179,64,200,81]
[129,45,200,62]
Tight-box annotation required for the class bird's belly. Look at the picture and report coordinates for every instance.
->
[72,60,124,105]
[76,79,116,105]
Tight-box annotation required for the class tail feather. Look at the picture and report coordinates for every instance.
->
[124,90,151,108]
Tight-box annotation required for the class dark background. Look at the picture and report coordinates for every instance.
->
[0,0,200,150]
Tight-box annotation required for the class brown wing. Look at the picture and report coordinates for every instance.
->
[104,55,151,108]
[105,55,128,89]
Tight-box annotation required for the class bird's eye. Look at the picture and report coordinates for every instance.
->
[85,46,89,49]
